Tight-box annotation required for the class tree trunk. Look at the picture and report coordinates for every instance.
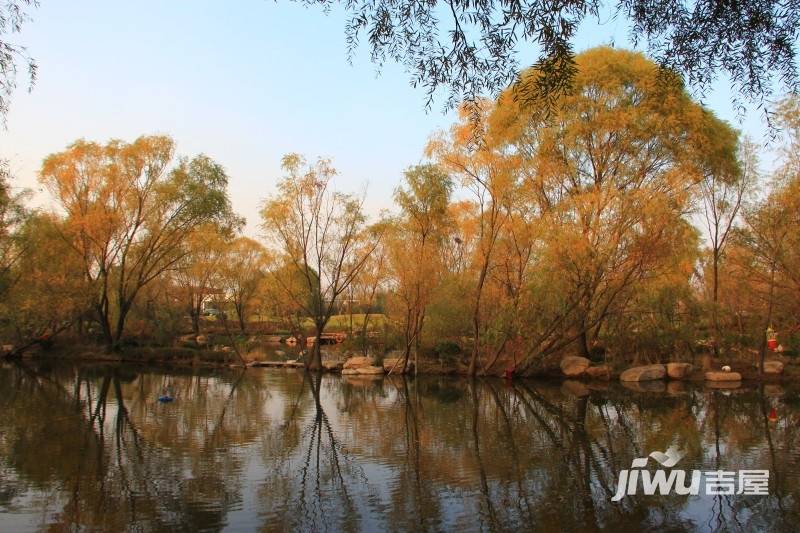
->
[191,311,200,336]
[577,327,591,359]
[712,248,720,358]
[469,263,490,376]
[758,263,777,375]
[97,303,114,353]
[237,303,246,333]
[112,300,133,352]
[308,322,324,371]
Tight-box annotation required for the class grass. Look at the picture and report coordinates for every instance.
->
[245,313,389,332]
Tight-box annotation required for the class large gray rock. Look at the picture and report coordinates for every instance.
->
[705,371,742,382]
[620,364,666,382]
[560,356,591,377]
[666,362,692,380]
[763,361,784,375]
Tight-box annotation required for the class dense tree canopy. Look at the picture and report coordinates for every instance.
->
[1,48,799,379]
[38,135,239,350]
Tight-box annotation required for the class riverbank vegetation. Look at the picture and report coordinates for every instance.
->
[2,48,799,377]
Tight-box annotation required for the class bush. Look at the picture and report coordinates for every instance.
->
[432,341,462,363]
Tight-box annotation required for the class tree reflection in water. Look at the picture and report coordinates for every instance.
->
[2,361,800,531]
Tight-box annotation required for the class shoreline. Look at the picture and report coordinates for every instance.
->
[4,345,797,387]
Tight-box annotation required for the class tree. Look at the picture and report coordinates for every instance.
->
[39,135,238,351]
[428,103,519,376]
[487,47,739,371]
[731,98,800,373]
[347,220,389,356]
[388,165,453,373]
[220,236,269,333]
[0,213,89,353]
[261,260,318,347]
[173,223,230,336]
[260,154,380,370]
[699,137,755,355]
[735,187,795,374]
[0,158,27,298]
[0,0,36,123]
[301,0,799,114]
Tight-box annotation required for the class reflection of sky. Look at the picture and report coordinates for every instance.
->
[0,1,781,237]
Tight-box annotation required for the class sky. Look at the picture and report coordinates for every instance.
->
[0,1,776,236]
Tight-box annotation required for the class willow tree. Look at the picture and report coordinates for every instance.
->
[300,0,798,117]
[173,223,230,336]
[388,164,453,373]
[39,135,237,351]
[428,107,519,376]
[487,47,740,370]
[260,154,380,370]
[699,138,756,355]
[220,236,269,333]
[0,159,26,299]
[731,99,800,373]
[1,213,88,353]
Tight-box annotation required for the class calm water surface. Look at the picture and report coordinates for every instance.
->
[1,360,799,532]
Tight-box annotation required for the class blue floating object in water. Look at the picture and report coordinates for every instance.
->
[158,395,174,403]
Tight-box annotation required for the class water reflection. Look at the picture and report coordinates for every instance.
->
[1,361,799,532]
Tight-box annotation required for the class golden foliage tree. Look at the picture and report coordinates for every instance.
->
[39,135,238,351]
[260,154,381,370]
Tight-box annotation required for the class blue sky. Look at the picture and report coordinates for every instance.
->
[0,1,775,235]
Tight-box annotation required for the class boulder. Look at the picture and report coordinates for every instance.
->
[705,371,742,382]
[341,368,360,375]
[763,361,784,375]
[343,356,374,370]
[560,356,590,377]
[355,365,385,375]
[666,362,692,380]
[585,365,611,381]
[620,364,666,382]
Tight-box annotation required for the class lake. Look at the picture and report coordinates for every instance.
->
[0,360,798,532]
